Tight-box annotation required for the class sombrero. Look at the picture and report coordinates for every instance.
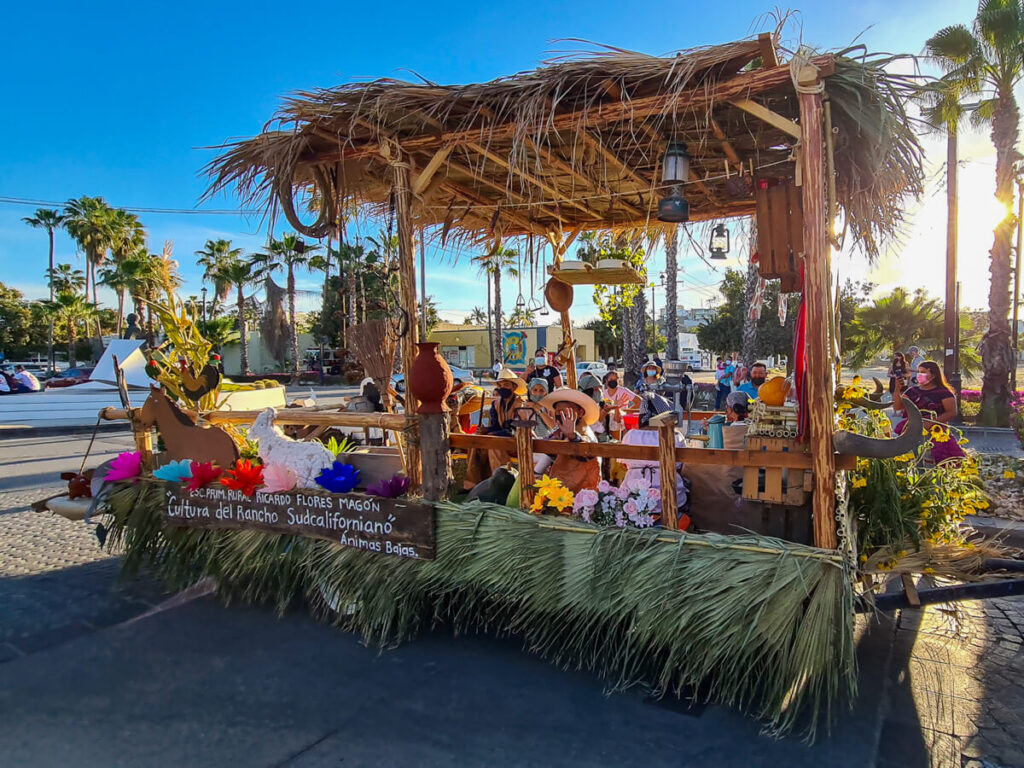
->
[495,368,528,396]
[539,387,600,426]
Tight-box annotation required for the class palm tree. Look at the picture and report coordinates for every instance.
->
[41,293,97,367]
[63,196,114,308]
[219,258,262,375]
[22,208,66,370]
[926,1,1024,425]
[253,234,320,376]
[472,244,518,359]
[844,288,945,368]
[195,239,243,318]
[46,263,86,297]
[106,210,146,334]
[507,306,536,328]
[465,306,488,325]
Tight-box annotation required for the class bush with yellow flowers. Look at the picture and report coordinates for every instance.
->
[529,475,575,515]
[843,399,987,555]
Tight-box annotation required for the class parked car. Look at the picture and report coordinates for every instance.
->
[576,361,608,378]
[44,367,95,388]
[392,365,476,394]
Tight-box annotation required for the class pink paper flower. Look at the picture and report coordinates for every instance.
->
[597,480,611,493]
[574,489,599,510]
[647,487,661,501]
[624,500,639,517]
[105,451,143,484]
[261,464,297,493]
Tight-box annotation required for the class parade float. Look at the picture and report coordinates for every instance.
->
[67,33,1024,740]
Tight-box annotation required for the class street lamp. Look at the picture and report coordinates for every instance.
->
[657,141,691,223]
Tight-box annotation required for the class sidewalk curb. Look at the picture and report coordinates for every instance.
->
[0,423,131,439]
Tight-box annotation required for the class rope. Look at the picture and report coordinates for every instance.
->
[78,415,105,476]
[789,49,825,95]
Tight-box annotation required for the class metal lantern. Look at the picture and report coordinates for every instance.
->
[709,223,730,259]
[657,141,690,223]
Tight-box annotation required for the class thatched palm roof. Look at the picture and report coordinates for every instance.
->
[205,35,923,258]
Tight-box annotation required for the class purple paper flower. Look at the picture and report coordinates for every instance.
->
[314,462,361,494]
[366,473,411,498]
[106,451,143,484]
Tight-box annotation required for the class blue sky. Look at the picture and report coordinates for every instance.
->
[0,0,995,325]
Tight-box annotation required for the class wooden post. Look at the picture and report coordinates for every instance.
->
[560,310,578,389]
[419,413,451,501]
[127,408,154,469]
[392,151,422,490]
[515,422,536,509]
[797,70,838,550]
[651,411,678,530]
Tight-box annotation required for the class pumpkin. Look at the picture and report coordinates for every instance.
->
[758,376,792,407]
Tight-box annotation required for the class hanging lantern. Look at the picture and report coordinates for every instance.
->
[657,141,690,223]
[709,223,730,259]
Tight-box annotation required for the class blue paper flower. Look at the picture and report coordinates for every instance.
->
[153,459,193,483]
[314,461,361,493]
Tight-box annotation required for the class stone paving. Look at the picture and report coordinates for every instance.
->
[1,434,1023,766]
[0,485,166,661]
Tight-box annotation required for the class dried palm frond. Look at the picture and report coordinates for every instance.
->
[348,319,395,381]
[203,35,923,261]
[260,277,289,363]
[103,484,855,741]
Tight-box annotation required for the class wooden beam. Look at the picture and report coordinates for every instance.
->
[392,152,422,491]
[466,141,602,221]
[444,156,568,225]
[515,422,536,510]
[439,180,544,235]
[412,145,453,196]
[798,80,838,551]
[757,32,779,68]
[307,57,835,165]
[729,98,801,139]
[527,138,644,218]
[581,131,650,190]
[652,411,678,529]
[710,118,741,165]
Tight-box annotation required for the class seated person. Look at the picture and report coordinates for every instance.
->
[463,368,527,490]
[620,392,688,504]
[735,362,768,399]
[602,370,639,439]
[523,378,557,438]
[0,372,13,395]
[724,391,751,431]
[635,360,663,394]
[537,387,601,493]
[577,371,612,441]
[13,365,41,393]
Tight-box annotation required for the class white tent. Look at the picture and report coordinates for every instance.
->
[88,340,150,388]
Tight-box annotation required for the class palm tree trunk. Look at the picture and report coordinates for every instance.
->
[288,263,299,376]
[630,290,647,368]
[980,97,1019,426]
[238,286,250,375]
[116,290,125,336]
[346,258,357,331]
[47,228,55,372]
[621,294,636,386]
[359,272,366,323]
[68,321,77,368]
[665,225,679,360]
[493,269,503,360]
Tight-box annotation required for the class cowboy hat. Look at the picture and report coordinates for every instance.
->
[495,368,528,396]
[539,387,600,426]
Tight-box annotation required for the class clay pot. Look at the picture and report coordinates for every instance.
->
[544,278,573,312]
[409,342,453,413]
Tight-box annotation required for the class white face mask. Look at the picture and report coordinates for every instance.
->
[535,357,546,365]
[646,369,657,377]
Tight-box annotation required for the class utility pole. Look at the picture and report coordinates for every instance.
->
[943,129,962,406]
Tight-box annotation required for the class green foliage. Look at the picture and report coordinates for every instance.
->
[0,283,45,359]
[197,316,241,348]
[324,435,358,458]
[103,484,856,740]
[695,268,800,358]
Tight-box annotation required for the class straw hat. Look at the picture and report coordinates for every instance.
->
[641,359,663,377]
[539,387,600,426]
[495,368,528,396]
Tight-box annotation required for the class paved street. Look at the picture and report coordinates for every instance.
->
[1,431,1023,766]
